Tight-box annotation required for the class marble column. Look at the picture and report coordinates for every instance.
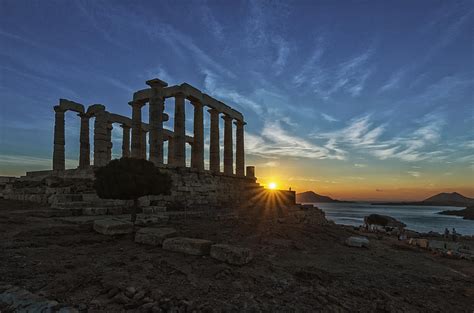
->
[191,101,204,171]
[223,114,233,175]
[130,101,145,159]
[106,122,113,163]
[78,113,90,168]
[173,93,186,167]
[93,110,109,167]
[121,125,130,158]
[52,106,65,171]
[140,130,147,160]
[208,109,220,173]
[167,136,174,165]
[149,96,165,165]
[235,120,245,176]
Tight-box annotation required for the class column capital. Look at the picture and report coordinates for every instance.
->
[128,101,146,108]
[120,124,131,130]
[208,108,220,115]
[234,120,246,126]
[191,100,203,107]
[174,92,186,99]
[221,114,233,121]
[54,105,65,113]
[77,112,90,118]
[146,78,168,88]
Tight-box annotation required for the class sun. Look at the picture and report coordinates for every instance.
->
[268,182,277,190]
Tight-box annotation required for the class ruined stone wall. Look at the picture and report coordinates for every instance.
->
[2,167,273,210]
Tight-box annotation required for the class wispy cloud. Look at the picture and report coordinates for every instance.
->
[379,69,406,93]
[202,70,263,115]
[246,120,344,160]
[200,3,224,41]
[315,112,452,162]
[272,36,290,75]
[407,171,421,178]
[321,113,338,122]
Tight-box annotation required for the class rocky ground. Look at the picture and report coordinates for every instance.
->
[1,199,474,312]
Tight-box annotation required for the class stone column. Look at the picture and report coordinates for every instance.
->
[235,120,245,176]
[223,114,233,175]
[191,101,204,171]
[141,130,147,160]
[121,125,130,158]
[52,106,65,171]
[173,93,186,167]
[149,96,165,165]
[106,122,113,162]
[167,136,174,165]
[208,109,220,173]
[78,113,90,168]
[93,110,109,167]
[130,101,145,159]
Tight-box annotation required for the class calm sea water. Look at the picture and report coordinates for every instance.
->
[310,202,474,235]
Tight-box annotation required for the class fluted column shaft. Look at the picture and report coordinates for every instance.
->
[173,93,186,167]
[78,113,90,168]
[191,101,204,170]
[53,106,65,171]
[93,110,109,167]
[209,109,220,173]
[167,136,174,165]
[235,120,245,176]
[141,130,147,160]
[106,122,113,162]
[223,115,233,175]
[130,101,145,159]
[121,125,130,158]
[149,96,164,165]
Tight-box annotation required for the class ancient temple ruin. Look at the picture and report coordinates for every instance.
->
[3,78,295,211]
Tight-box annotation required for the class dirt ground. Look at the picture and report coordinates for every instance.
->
[1,199,473,312]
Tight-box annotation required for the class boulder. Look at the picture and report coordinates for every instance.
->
[345,236,369,248]
[364,214,406,228]
[93,219,133,235]
[210,244,253,265]
[135,227,177,246]
[162,237,212,256]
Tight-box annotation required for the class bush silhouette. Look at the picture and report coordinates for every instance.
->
[94,158,172,223]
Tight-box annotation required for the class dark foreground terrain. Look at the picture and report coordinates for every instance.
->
[1,199,473,312]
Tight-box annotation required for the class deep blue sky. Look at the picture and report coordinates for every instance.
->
[1,0,473,199]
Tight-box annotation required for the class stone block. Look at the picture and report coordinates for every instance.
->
[107,207,123,215]
[210,244,253,265]
[134,214,169,226]
[345,236,369,248]
[135,227,177,246]
[162,237,212,255]
[93,219,133,235]
[82,207,108,216]
[417,239,429,249]
[142,206,166,214]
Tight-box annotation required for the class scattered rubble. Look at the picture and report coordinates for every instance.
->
[210,244,253,265]
[162,237,213,255]
[135,227,177,246]
[93,218,134,235]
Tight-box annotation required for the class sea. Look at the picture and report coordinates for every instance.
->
[310,202,474,236]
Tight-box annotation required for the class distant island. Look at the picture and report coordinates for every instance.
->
[438,206,474,220]
[296,191,353,203]
[372,192,474,207]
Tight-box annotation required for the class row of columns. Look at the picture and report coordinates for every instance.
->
[129,92,246,176]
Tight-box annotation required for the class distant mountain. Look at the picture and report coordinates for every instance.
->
[296,191,351,203]
[423,192,474,205]
[373,192,474,207]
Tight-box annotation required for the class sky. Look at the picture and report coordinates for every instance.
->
[0,0,473,201]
